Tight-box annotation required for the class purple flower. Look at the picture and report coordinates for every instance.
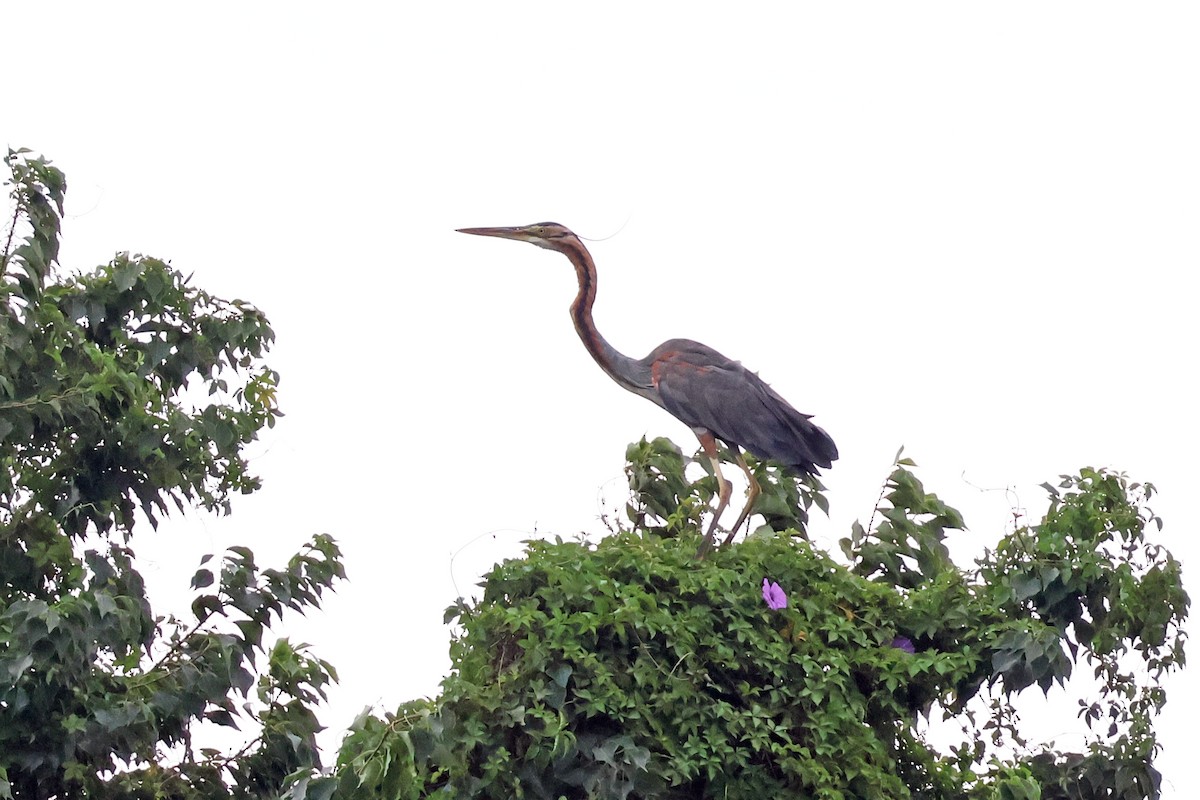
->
[891,636,915,653]
[762,578,787,610]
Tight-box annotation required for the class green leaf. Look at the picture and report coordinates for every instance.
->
[1010,573,1043,602]
[190,567,214,589]
[191,594,223,619]
[547,662,573,688]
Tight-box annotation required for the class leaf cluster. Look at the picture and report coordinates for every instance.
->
[2,150,280,589]
[841,450,961,589]
[623,436,825,542]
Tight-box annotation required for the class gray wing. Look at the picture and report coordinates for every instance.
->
[647,339,838,474]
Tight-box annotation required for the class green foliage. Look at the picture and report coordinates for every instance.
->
[426,531,924,798]
[10,149,1179,799]
[623,436,825,541]
[288,700,436,800]
[622,438,707,538]
[305,443,1185,799]
[841,449,961,589]
[1,150,344,799]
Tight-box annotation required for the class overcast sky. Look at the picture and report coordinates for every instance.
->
[7,3,1198,794]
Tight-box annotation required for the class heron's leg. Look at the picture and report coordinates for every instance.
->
[721,448,761,548]
[695,431,731,557]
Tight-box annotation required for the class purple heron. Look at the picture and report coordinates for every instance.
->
[458,222,837,554]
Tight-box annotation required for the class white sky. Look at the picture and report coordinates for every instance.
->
[7,3,1198,794]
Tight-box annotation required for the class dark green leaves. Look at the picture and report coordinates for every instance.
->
[373,527,924,798]
[624,436,708,536]
[332,443,1185,799]
[2,249,279,541]
[623,435,826,544]
[842,454,961,589]
[2,155,279,547]
[0,152,341,800]
[2,149,65,298]
[988,624,1073,694]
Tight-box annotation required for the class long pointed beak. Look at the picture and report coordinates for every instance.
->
[456,226,528,241]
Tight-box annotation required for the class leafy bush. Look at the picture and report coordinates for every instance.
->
[306,440,1185,799]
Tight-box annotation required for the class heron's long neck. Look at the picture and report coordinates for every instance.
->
[559,238,654,397]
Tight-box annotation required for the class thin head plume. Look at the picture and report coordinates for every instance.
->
[577,213,633,243]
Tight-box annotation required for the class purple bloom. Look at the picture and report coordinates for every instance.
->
[891,636,915,653]
[762,578,787,610]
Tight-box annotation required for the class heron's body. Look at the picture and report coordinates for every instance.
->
[644,338,835,476]
[457,222,837,552]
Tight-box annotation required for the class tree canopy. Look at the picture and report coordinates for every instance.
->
[1,150,343,799]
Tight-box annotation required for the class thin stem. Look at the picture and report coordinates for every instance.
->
[2,195,21,272]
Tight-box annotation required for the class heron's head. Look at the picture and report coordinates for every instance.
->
[456,222,578,252]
